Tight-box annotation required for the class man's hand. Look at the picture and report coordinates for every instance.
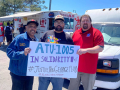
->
[77,49,88,55]
[24,48,31,56]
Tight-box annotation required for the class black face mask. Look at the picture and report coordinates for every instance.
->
[55,25,63,31]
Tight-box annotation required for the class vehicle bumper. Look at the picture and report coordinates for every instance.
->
[94,73,120,89]
[94,80,120,89]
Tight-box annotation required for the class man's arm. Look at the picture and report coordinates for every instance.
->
[7,38,27,60]
[87,45,103,53]
[67,35,74,45]
[39,32,47,42]
[1,27,4,33]
[77,45,103,55]
[10,27,14,32]
[4,27,6,34]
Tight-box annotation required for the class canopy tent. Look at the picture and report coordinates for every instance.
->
[0,10,73,22]
[0,11,43,21]
[0,10,63,22]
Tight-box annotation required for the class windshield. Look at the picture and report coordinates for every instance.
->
[93,24,120,45]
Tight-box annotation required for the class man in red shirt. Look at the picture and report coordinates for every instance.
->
[68,15,104,90]
[0,23,4,48]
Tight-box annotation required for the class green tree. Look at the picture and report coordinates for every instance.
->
[0,0,47,16]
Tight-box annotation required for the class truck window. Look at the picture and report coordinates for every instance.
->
[93,24,120,45]
[49,18,54,30]
[64,18,70,29]
[64,18,74,29]
[48,18,74,30]
[92,24,102,31]
[70,18,74,29]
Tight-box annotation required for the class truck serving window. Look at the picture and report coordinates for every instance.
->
[64,18,74,29]
[49,18,74,30]
[64,18,70,29]
[49,18,54,30]
[93,24,120,45]
[70,18,74,29]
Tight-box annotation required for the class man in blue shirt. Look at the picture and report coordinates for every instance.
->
[7,19,39,90]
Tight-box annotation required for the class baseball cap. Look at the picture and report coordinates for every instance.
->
[54,15,64,21]
[27,19,39,26]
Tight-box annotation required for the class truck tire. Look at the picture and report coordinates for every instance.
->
[116,87,120,90]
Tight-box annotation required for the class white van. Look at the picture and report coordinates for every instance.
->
[86,8,120,90]
[0,11,80,39]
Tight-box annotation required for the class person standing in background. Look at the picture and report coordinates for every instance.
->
[19,24,24,34]
[0,23,4,48]
[23,25,27,33]
[10,23,14,38]
[4,22,13,46]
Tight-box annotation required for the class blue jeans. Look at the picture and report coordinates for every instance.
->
[38,77,64,90]
[10,72,34,90]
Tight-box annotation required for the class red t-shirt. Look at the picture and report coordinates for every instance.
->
[72,26,104,74]
[0,26,4,36]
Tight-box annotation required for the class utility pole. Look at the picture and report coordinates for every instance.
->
[49,0,52,11]
[13,0,15,14]
[2,0,6,16]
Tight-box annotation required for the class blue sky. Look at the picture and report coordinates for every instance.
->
[42,0,120,15]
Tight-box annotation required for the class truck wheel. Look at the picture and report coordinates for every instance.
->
[116,87,120,90]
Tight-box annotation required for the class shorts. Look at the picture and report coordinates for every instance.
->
[5,35,12,42]
[0,36,3,42]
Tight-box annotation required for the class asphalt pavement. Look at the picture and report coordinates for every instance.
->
[0,43,109,90]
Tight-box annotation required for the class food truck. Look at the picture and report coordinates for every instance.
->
[0,11,80,39]
[86,8,120,90]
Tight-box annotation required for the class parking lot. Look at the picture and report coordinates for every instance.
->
[0,44,109,90]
